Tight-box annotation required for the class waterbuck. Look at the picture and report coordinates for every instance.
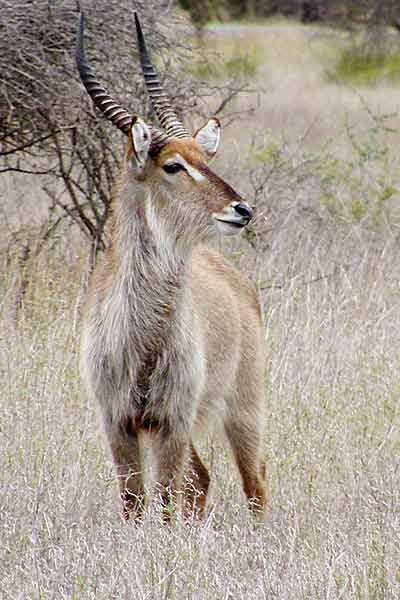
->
[77,12,267,521]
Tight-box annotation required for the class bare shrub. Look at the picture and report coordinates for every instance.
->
[0,0,248,324]
[1,1,197,250]
[1,1,245,248]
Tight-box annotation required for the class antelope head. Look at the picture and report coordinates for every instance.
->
[76,12,253,242]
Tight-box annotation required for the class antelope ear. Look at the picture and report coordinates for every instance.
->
[194,117,221,159]
[130,116,152,176]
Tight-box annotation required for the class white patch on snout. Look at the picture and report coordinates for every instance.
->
[214,219,243,236]
[212,203,248,237]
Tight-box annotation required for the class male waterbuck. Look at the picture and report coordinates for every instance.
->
[77,12,267,520]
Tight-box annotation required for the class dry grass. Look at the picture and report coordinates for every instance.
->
[1,19,400,600]
[198,23,400,162]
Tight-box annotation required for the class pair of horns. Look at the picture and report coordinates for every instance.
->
[76,11,190,147]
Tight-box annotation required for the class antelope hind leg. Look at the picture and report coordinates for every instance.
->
[224,420,268,516]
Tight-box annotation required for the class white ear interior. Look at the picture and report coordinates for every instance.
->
[130,116,151,167]
[194,117,221,159]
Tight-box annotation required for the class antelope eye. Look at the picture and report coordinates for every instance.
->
[162,162,184,175]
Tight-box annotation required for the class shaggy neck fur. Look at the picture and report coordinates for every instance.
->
[105,174,193,404]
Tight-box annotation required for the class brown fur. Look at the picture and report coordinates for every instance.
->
[80,131,268,521]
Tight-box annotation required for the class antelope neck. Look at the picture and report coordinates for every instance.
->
[111,188,190,351]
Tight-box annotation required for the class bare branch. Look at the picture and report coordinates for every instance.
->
[0,132,60,158]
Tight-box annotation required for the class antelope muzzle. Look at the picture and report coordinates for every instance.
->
[213,201,253,236]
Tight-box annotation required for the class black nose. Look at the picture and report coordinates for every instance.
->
[233,202,253,221]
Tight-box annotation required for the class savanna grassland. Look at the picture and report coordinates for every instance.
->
[1,19,400,599]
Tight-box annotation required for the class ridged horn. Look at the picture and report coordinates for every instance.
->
[76,13,170,154]
[76,12,133,134]
[134,11,190,139]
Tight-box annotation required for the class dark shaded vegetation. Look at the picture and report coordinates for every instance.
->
[179,0,400,28]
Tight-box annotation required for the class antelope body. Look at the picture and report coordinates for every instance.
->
[77,12,267,520]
